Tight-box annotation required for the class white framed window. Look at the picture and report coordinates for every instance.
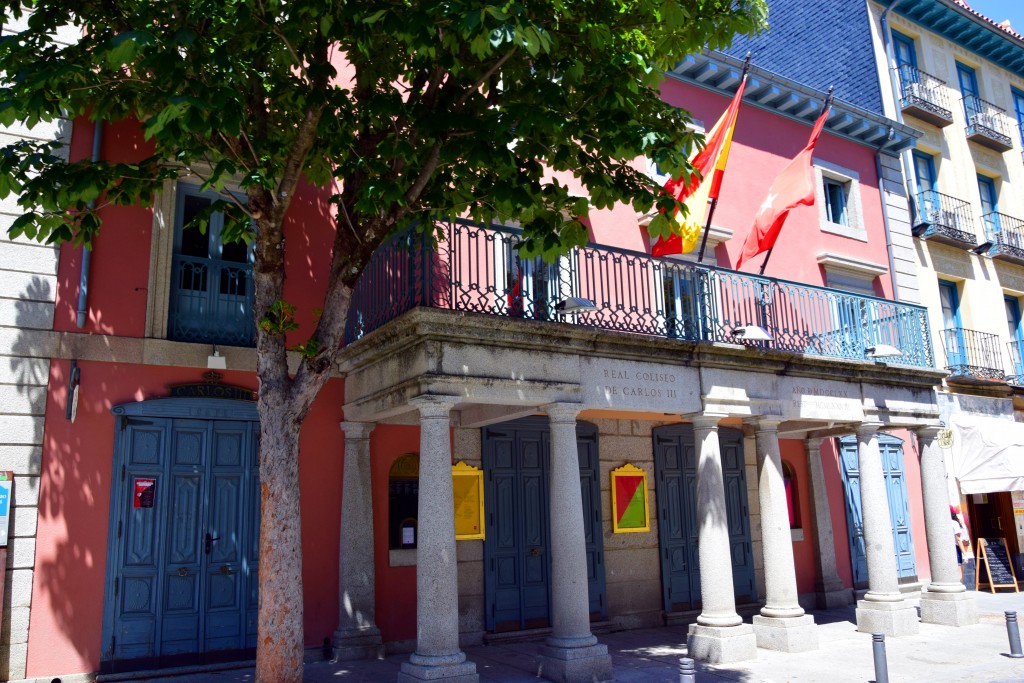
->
[814,159,866,241]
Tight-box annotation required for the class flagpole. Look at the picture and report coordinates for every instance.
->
[755,86,834,276]
[697,54,752,264]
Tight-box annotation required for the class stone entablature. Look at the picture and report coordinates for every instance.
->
[338,308,945,429]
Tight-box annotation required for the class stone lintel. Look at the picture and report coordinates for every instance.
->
[855,599,919,636]
[686,623,757,664]
[752,614,819,652]
[537,643,613,683]
[919,590,979,627]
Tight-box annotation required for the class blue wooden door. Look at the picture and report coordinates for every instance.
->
[957,62,981,119]
[654,425,755,612]
[938,280,967,370]
[1005,297,1024,380]
[839,435,916,587]
[482,418,606,632]
[103,414,259,671]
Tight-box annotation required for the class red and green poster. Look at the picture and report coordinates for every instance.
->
[611,464,649,533]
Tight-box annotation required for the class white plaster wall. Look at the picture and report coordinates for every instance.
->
[0,11,74,680]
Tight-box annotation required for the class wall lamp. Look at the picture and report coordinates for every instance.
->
[207,345,227,370]
[731,325,774,342]
[555,297,597,315]
[865,344,902,359]
[970,241,993,255]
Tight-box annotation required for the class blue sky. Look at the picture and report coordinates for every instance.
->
[964,0,1024,33]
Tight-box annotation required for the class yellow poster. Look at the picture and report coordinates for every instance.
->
[452,461,485,540]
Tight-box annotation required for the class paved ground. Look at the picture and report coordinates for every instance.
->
[112,590,1024,682]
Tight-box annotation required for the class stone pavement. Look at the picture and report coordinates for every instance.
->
[110,590,1024,683]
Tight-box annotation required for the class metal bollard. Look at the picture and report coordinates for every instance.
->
[679,656,696,683]
[1005,611,1024,658]
[872,633,889,683]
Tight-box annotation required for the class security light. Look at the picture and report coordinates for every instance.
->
[555,297,597,314]
[731,325,774,342]
[864,344,902,359]
[207,346,228,369]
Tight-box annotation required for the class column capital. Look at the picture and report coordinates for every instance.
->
[915,424,945,441]
[340,421,375,440]
[409,395,460,419]
[543,402,583,424]
[805,436,825,452]
[688,412,727,430]
[748,417,783,434]
[855,421,884,438]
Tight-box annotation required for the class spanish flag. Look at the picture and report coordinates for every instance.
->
[652,76,747,257]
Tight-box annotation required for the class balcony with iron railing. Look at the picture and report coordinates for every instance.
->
[896,65,953,127]
[344,222,935,369]
[169,254,255,347]
[941,327,1005,384]
[913,190,978,247]
[962,95,1014,152]
[1008,340,1024,386]
[982,212,1024,265]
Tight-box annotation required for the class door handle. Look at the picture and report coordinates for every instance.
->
[205,532,220,555]
[178,567,189,577]
[530,547,541,557]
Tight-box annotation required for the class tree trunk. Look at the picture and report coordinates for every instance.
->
[255,387,305,683]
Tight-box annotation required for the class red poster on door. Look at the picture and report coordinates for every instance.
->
[133,478,156,509]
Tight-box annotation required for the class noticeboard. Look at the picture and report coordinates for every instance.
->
[611,463,650,533]
[0,471,12,547]
[976,537,1019,593]
[452,461,484,540]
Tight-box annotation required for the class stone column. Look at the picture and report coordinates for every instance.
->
[917,426,978,626]
[853,423,918,636]
[538,403,612,683]
[751,421,817,652]
[686,414,757,664]
[399,397,478,683]
[804,438,853,608]
[334,422,384,660]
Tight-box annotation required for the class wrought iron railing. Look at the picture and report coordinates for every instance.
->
[940,327,1004,381]
[896,65,953,121]
[344,222,934,368]
[1007,340,1024,385]
[169,254,255,347]
[983,211,1024,261]
[962,95,1014,149]
[915,190,977,244]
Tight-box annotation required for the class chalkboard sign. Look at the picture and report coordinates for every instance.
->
[976,538,1019,593]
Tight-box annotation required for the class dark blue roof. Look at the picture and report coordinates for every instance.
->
[724,0,885,114]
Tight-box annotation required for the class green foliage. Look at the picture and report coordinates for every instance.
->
[259,300,299,336]
[0,0,765,255]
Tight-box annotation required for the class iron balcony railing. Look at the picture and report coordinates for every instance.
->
[1008,340,1024,385]
[983,212,1024,263]
[962,95,1014,151]
[914,190,977,245]
[169,254,255,347]
[940,327,1004,381]
[896,65,953,126]
[344,222,934,368]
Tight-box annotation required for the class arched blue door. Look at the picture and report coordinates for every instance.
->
[653,424,756,612]
[482,417,606,632]
[839,434,917,587]
[100,398,260,673]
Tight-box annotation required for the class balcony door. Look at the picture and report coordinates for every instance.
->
[956,62,981,120]
[913,151,939,218]
[892,31,917,91]
[1006,296,1024,381]
[1013,88,1024,148]
[978,175,1000,239]
[939,280,967,370]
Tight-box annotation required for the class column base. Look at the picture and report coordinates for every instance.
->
[333,626,384,661]
[815,580,853,609]
[919,588,979,627]
[752,614,818,652]
[686,623,757,664]
[399,653,478,683]
[537,643,613,683]
[855,598,919,636]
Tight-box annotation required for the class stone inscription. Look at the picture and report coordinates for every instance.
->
[790,383,851,414]
[602,367,679,399]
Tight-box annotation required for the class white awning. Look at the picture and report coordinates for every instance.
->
[950,414,1024,495]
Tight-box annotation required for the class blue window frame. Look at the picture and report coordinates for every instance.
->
[892,31,917,70]
[1006,296,1024,380]
[824,179,848,225]
[978,175,1000,237]
[956,62,981,120]
[168,183,255,347]
[938,280,966,369]
[1012,88,1024,148]
[913,151,938,216]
